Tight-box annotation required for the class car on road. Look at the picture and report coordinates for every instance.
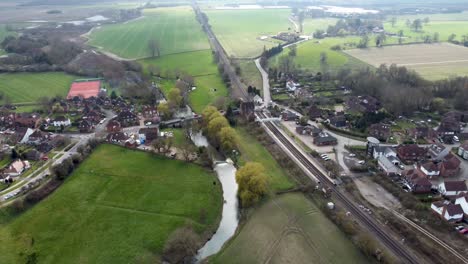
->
[349,153,356,157]
[358,160,365,165]
[99,119,106,124]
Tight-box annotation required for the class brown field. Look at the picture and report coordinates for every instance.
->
[344,43,468,80]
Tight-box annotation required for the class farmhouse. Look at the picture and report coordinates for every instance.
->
[67,80,101,99]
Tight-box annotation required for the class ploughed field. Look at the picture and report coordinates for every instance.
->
[0,144,222,263]
[213,193,369,264]
[344,43,468,80]
[88,6,209,59]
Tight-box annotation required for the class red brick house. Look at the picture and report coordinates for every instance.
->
[440,153,461,177]
[106,120,122,132]
[397,144,427,164]
[403,169,432,194]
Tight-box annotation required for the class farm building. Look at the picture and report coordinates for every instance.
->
[67,80,102,99]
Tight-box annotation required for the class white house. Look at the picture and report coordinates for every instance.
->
[455,195,468,219]
[286,81,298,91]
[419,161,440,178]
[458,141,468,160]
[4,159,31,177]
[439,181,468,197]
[253,95,263,105]
[52,116,71,127]
[431,201,464,222]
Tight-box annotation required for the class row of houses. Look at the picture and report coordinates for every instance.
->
[106,127,160,147]
[431,183,468,222]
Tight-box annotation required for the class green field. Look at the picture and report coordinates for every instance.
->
[236,60,263,90]
[140,50,228,113]
[236,127,294,191]
[302,18,338,35]
[0,72,77,104]
[270,37,368,73]
[213,193,369,264]
[384,20,468,44]
[0,144,222,263]
[205,9,293,58]
[88,7,209,59]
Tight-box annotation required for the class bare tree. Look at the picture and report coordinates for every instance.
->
[148,39,160,58]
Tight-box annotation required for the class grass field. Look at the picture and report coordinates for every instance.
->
[0,72,77,104]
[236,60,263,90]
[270,37,368,73]
[0,144,222,263]
[213,193,369,264]
[302,18,338,35]
[140,50,228,113]
[344,42,468,80]
[88,7,209,59]
[205,9,293,58]
[235,127,294,191]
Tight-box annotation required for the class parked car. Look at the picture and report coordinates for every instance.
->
[358,160,365,165]
[458,229,468,234]
[455,226,465,231]
[349,153,356,157]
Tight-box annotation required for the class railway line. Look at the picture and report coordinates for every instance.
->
[257,111,420,264]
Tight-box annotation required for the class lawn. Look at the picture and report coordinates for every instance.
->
[235,127,294,191]
[302,17,338,35]
[88,7,209,59]
[140,50,228,113]
[213,193,369,264]
[0,144,222,263]
[205,9,293,58]
[0,72,77,104]
[269,37,368,73]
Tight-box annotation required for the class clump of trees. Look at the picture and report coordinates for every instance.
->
[162,226,201,264]
[235,162,269,207]
[201,106,238,154]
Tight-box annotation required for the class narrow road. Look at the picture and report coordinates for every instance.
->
[255,58,271,106]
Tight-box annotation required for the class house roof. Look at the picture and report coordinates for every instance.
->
[442,153,461,170]
[443,181,467,192]
[446,204,464,216]
[421,161,440,172]
[397,144,427,157]
[53,116,68,122]
[432,201,446,208]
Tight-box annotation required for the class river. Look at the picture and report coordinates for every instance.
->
[191,132,239,261]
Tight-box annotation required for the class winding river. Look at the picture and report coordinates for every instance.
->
[191,132,239,261]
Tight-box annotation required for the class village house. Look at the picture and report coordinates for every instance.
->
[440,153,461,177]
[427,144,449,161]
[313,132,337,146]
[106,132,129,144]
[439,181,468,197]
[296,125,322,137]
[28,130,48,145]
[329,114,347,128]
[458,141,468,160]
[0,111,15,129]
[138,127,159,144]
[116,110,138,127]
[403,169,432,194]
[15,127,35,144]
[431,201,464,222]
[141,105,158,119]
[368,123,391,141]
[3,159,31,177]
[15,113,41,128]
[281,111,298,121]
[253,95,263,105]
[419,161,440,178]
[51,116,71,127]
[455,194,468,220]
[396,144,427,164]
[437,116,461,137]
[82,110,103,125]
[378,155,400,176]
[106,120,122,132]
[308,105,323,120]
[78,119,94,133]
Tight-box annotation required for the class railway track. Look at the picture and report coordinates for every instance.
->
[257,111,420,264]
